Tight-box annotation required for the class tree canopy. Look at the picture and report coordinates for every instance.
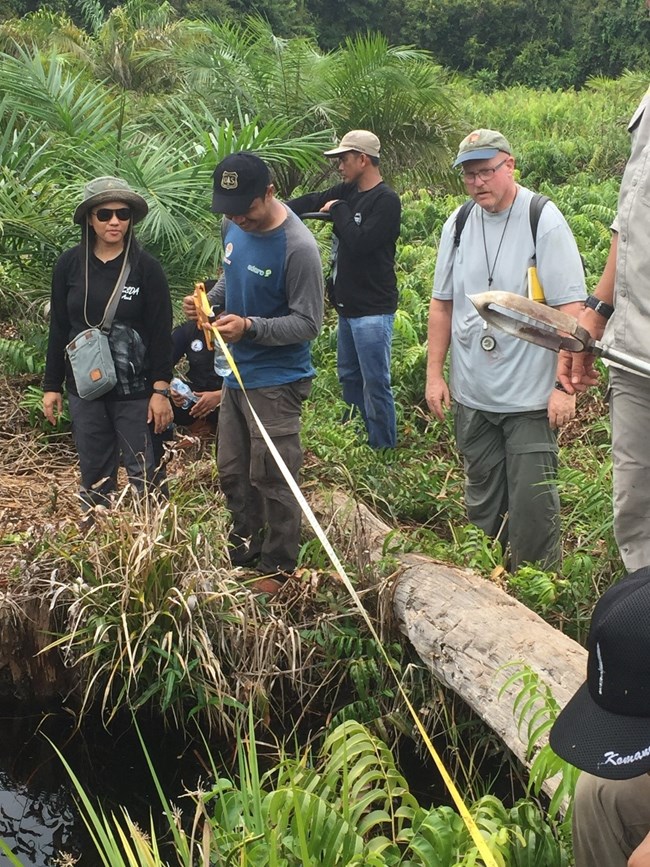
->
[2,0,649,89]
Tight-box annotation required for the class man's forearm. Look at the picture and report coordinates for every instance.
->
[592,232,618,306]
[427,299,452,377]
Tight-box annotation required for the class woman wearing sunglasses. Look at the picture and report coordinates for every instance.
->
[42,176,173,521]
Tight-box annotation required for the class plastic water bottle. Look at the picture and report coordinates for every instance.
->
[213,344,231,378]
[170,377,197,410]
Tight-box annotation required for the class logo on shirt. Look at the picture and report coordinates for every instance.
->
[191,339,204,352]
[354,212,362,225]
[224,241,233,265]
[120,284,140,300]
[247,264,272,278]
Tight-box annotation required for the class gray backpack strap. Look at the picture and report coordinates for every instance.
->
[100,263,131,335]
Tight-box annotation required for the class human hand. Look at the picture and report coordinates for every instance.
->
[190,390,222,418]
[169,387,186,408]
[629,830,650,866]
[547,387,576,430]
[320,200,340,213]
[42,391,63,425]
[556,308,607,394]
[182,293,198,321]
[425,375,451,421]
[215,314,247,342]
[147,393,173,434]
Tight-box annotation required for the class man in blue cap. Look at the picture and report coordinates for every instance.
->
[426,128,586,571]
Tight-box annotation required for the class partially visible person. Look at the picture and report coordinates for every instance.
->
[549,566,650,867]
[287,130,401,449]
[42,176,173,517]
[426,129,586,571]
[557,83,650,573]
[183,152,323,592]
[152,320,223,465]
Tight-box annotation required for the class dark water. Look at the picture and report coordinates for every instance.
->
[0,708,212,867]
[0,704,527,866]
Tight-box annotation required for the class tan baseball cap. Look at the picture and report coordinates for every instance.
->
[324,130,381,158]
[453,129,512,167]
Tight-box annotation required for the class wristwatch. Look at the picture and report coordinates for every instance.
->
[585,295,614,320]
[152,386,171,397]
[244,318,258,339]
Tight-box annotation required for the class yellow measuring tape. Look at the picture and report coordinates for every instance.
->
[204,305,500,867]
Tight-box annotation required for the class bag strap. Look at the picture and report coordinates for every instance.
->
[83,229,133,333]
[528,193,549,263]
[453,193,550,255]
[99,261,130,334]
[453,200,475,247]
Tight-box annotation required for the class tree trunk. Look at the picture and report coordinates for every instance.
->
[311,490,587,798]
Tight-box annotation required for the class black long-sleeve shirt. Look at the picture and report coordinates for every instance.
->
[171,321,223,393]
[288,181,401,317]
[43,244,173,399]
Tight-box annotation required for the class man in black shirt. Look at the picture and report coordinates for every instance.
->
[288,130,401,449]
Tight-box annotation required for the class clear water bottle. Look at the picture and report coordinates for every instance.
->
[213,343,231,378]
[170,377,197,410]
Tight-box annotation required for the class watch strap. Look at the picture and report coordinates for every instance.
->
[152,386,170,396]
[585,295,614,320]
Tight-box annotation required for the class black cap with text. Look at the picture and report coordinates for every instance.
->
[550,566,650,780]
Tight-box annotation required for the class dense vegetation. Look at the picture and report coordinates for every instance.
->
[1,6,648,864]
[1,0,649,88]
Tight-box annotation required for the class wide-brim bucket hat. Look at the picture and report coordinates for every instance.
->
[73,176,149,225]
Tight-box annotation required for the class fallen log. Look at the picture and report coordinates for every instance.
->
[311,490,587,797]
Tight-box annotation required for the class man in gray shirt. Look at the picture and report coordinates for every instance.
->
[559,87,650,573]
[184,152,323,592]
[426,129,586,571]
[557,70,650,867]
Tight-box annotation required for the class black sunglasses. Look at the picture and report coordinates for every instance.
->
[93,207,132,222]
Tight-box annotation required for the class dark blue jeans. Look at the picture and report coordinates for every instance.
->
[337,314,397,449]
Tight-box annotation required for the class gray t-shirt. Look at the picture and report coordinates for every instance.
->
[432,186,586,412]
[606,91,650,364]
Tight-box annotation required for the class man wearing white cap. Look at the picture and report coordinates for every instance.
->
[288,130,401,449]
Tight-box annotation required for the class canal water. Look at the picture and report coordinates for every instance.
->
[0,706,211,866]
[0,703,527,865]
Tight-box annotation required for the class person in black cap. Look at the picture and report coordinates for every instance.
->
[42,176,173,520]
[287,130,401,450]
[183,152,323,593]
[549,566,650,866]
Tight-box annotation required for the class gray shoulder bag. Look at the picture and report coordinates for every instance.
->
[65,258,131,400]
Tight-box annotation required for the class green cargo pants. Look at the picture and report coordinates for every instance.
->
[452,403,560,571]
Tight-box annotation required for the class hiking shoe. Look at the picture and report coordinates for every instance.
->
[250,576,285,595]
[228,531,263,567]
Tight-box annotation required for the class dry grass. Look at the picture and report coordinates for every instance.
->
[0,376,390,735]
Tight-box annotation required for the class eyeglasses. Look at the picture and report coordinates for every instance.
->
[93,207,132,222]
[461,158,508,184]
